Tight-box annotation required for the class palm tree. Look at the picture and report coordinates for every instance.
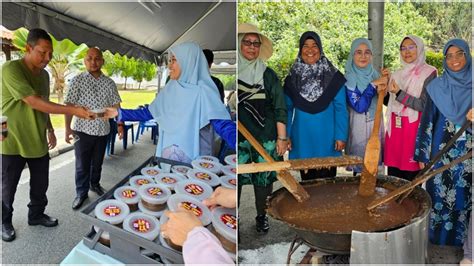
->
[12,27,88,103]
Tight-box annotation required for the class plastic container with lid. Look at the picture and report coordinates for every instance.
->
[186,169,221,188]
[94,199,130,225]
[221,165,237,177]
[123,212,160,241]
[93,225,111,246]
[140,166,161,178]
[191,159,222,175]
[138,200,166,218]
[220,175,237,190]
[196,155,220,163]
[154,173,185,192]
[159,229,182,252]
[210,207,237,254]
[114,185,140,212]
[129,175,155,188]
[174,179,213,201]
[167,194,212,226]
[171,165,192,176]
[224,154,237,166]
[138,183,171,212]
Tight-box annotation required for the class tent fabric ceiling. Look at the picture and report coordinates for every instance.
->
[2,1,236,64]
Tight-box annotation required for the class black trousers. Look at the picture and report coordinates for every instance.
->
[238,184,273,216]
[2,154,50,224]
[387,166,420,181]
[300,167,337,181]
[73,131,108,197]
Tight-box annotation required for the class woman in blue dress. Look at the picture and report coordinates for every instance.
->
[284,31,348,180]
[414,39,472,247]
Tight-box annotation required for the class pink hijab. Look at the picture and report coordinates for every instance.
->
[386,35,437,136]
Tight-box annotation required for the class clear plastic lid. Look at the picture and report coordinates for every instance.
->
[220,175,237,189]
[186,169,221,187]
[93,225,110,240]
[129,175,155,188]
[211,207,237,243]
[167,194,212,226]
[174,179,213,201]
[221,165,237,177]
[196,155,220,163]
[154,173,185,191]
[123,212,160,241]
[191,159,222,174]
[171,165,192,176]
[138,183,171,205]
[224,154,237,166]
[114,185,140,204]
[94,199,130,225]
[140,166,161,178]
[138,200,166,218]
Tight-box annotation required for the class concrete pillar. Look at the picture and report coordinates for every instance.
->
[368,2,384,71]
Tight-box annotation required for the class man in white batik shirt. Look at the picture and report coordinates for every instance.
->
[65,47,121,210]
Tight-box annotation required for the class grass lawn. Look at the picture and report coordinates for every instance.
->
[49,89,157,130]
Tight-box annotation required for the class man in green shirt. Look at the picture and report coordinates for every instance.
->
[2,28,93,242]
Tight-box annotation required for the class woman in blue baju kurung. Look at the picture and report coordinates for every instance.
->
[414,39,472,246]
[284,31,348,180]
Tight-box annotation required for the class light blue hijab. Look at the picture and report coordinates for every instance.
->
[427,39,472,126]
[344,38,380,117]
[344,38,380,91]
[149,42,230,162]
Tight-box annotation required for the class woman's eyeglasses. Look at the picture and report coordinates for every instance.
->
[445,51,466,61]
[241,40,262,48]
[400,45,417,52]
[354,50,372,57]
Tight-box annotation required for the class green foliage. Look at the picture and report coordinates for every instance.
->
[238,2,437,81]
[412,2,472,50]
[11,28,28,53]
[215,74,236,90]
[425,50,444,75]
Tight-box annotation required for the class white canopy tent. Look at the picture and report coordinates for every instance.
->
[2,1,236,69]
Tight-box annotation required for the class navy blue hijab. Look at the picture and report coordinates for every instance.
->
[427,39,472,126]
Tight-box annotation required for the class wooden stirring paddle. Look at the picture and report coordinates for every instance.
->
[237,121,310,202]
[358,90,385,196]
[367,152,472,211]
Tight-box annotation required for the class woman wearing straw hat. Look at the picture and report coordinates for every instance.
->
[237,23,288,234]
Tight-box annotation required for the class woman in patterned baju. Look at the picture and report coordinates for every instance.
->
[237,23,288,234]
[415,39,472,247]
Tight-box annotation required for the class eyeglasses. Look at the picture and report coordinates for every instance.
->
[354,50,372,57]
[400,45,417,52]
[445,51,466,61]
[241,40,262,48]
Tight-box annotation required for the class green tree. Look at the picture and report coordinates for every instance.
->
[120,56,137,90]
[413,2,472,50]
[238,2,434,81]
[12,27,88,103]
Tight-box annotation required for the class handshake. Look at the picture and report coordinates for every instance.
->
[72,106,119,120]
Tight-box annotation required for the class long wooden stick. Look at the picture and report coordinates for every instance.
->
[359,90,385,196]
[237,155,362,174]
[367,152,472,210]
[237,121,310,202]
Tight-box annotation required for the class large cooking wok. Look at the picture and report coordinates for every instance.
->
[267,175,431,254]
